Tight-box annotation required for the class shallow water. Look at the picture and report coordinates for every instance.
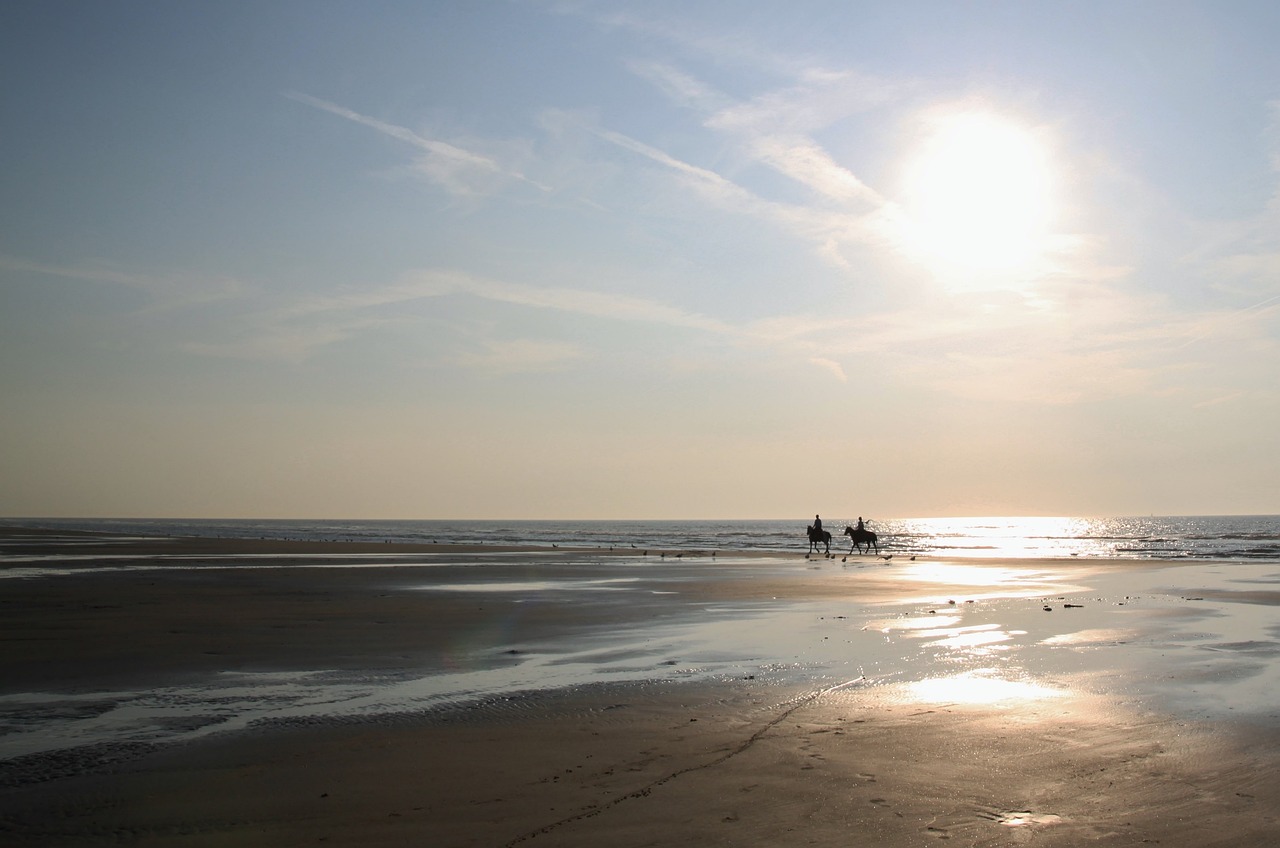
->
[3,554,1277,765]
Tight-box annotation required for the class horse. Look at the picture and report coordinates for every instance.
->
[844,525,879,555]
[806,525,831,554]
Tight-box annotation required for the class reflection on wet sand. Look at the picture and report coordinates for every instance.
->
[903,670,1065,705]
[855,556,1280,716]
[918,623,1021,650]
[887,559,1095,601]
[1040,627,1137,646]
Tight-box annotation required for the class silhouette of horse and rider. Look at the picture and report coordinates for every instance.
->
[806,514,879,555]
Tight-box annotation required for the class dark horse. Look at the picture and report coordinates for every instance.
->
[807,525,831,554]
[844,525,879,554]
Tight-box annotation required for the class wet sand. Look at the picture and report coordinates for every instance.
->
[3,526,1280,846]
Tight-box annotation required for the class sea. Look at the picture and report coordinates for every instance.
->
[3,514,1279,560]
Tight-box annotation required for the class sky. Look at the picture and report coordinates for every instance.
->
[2,1,1279,520]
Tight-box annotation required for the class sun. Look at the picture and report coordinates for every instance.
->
[898,109,1057,282]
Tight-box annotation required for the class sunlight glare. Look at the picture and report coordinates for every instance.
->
[906,670,1064,705]
[899,109,1057,282]
[896,562,1029,587]
[920,624,1020,650]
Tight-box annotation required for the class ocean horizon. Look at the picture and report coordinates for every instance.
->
[3,514,1279,561]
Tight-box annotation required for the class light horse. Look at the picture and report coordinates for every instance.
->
[844,525,879,555]
[806,525,832,554]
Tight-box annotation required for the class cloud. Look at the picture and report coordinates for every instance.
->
[451,338,584,374]
[1193,391,1245,409]
[588,125,754,207]
[343,269,735,335]
[581,120,890,266]
[748,135,883,206]
[705,69,901,135]
[285,92,550,195]
[578,5,848,81]
[0,254,246,311]
[180,315,396,363]
[174,268,738,365]
[596,63,913,269]
[809,356,848,382]
[626,61,730,114]
[1169,292,1280,350]
[620,51,896,209]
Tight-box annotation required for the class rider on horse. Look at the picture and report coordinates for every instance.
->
[807,515,831,554]
[844,517,879,554]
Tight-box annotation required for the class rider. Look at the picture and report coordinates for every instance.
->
[813,514,823,534]
[855,516,864,531]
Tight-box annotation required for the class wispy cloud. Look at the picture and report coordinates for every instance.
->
[451,338,584,374]
[581,120,889,266]
[618,30,899,209]
[285,92,550,195]
[0,253,246,311]
[626,60,731,114]
[312,269,735,335]
[579,6,836,80]
[624,57,891,211]
[175,254,1261,400]
[705,68,902,135]
[588,125,752,204]
[1193,391,1246,409]
[174,269,736,365]
[809,356,848,381]
[748,135,883,206]
[1170,292,1280,350]
[568,62,908,271]
[180,316,393,363]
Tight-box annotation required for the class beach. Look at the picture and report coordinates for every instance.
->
[2,526,1279,846]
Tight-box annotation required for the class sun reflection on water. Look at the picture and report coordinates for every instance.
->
[884,560,1092,603]
[896,562,1046,587]
[865,615,962,631]
[889,515,1100,557]
[865,592,1068,705]
[921,624,1021,650]
[905,670,1065,705]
